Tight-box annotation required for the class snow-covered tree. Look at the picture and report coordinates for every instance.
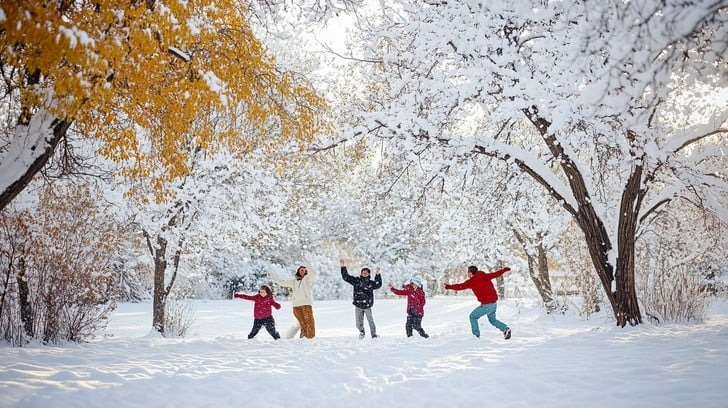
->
[339,0,727,326]
[0,0,325,211]
[127,142,307,333]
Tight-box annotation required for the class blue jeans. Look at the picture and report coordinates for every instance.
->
[469,303,507,337]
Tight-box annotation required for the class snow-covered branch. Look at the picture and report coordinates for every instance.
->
[471,140,579,216]
[662,111,728,155]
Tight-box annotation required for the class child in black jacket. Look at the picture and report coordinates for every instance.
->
[340,258,382,339]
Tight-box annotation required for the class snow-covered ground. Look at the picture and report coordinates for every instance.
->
[2,296,727,407]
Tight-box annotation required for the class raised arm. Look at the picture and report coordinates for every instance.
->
[268,272,294,288]
[306,265,317,280]
[302,257,318,280]
[340,259,355,285]
[373,268,383,289]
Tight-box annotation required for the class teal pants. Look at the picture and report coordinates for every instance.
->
[469,303,507,337]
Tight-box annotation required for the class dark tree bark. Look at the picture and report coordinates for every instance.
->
[149,234,168,334]
[0,118,71,212]
[517,108,643,326]
[17,259,34,337]
[144,202,188,335]
[409,112,646,325]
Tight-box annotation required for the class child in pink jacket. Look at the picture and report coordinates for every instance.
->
[389,276,429,338]
[234,285,281,339]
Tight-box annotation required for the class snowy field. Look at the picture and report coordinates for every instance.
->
[1,296,728,408]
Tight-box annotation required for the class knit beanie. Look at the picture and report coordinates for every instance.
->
[410,276,423,287]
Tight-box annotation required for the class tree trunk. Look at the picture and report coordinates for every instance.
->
[151,236,168,334]
[17,258,33,337]
[520,108,643,326]
[613,160,645,326]
[145,203,188,335]
[0,255,12,321]
[513,230,555,312]
[535,243,555,310]
[565,165,643,327]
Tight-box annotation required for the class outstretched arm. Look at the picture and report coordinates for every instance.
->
[390,286,408,296]
[484,267,510,280]
[234,293,256,301]
[445,280,471,291]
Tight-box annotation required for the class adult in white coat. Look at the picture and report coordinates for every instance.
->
[269,265,317,338]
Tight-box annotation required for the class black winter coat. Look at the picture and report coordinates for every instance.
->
[341,267,382,309]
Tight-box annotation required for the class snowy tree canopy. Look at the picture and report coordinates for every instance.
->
[331,0,727,325]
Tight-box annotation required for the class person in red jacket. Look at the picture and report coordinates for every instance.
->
[445,265,512,339]
[388,276,429,338]
[234,285,281,340]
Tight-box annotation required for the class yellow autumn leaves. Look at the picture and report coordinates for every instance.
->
[1,0,327,201]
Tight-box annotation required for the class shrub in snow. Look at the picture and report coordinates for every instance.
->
[0,184,122,345]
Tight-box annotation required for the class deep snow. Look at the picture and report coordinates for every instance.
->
[1,296,727,408]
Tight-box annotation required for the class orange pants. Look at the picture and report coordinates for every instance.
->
[292,305,316,339]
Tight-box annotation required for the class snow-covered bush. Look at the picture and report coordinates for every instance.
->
[0,184,122,345]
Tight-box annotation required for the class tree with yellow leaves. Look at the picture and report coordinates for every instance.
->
[0,0,326,208]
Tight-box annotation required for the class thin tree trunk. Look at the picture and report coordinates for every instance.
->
[144,202,191,335]
[513,230,555,312]
[0,254,12,320]
[149,235,168,334]
[17,258,33,337]
[535,242,555,308]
